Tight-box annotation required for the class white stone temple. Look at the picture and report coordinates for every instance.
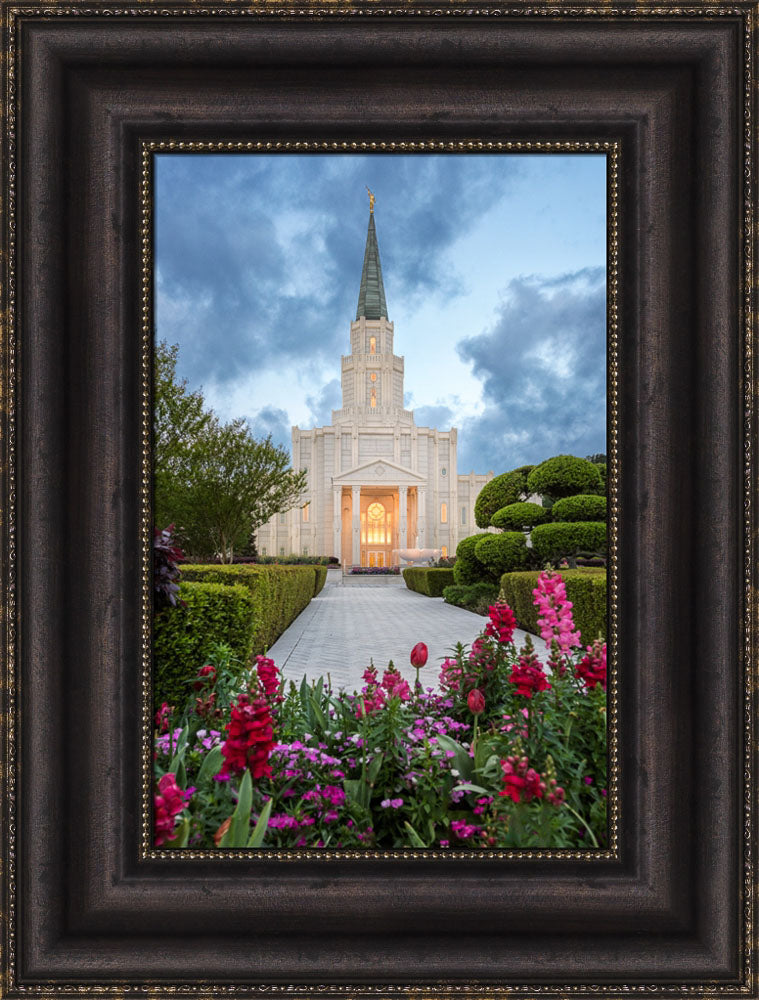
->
[255,199,493,567]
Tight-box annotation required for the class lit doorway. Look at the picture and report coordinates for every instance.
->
[360,498,393,567]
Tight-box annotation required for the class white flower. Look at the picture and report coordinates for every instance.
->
[451,769,460,778]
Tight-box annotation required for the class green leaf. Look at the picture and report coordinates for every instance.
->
[168,815,190,849]
[343,778,369,810]
[403,821,427,848]
[434,733,473,782]
[308,694,326,733]
[196,745,225,786]
[168,725,190,773]
[246,798,273,848]
[299,674,310,715]
[221,769,253,848]
[367,753,384,787]
[175,757,187,791]
[452,782,490,796]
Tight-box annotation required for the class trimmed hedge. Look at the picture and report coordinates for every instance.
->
[443,581,500,615]
[403,567,456,597]
[530,521,607,563]
[527,455,602,500]
[499,568,606,645]
[154,581,256,710]
[491,501,551,531]
[181,563,316,654]
[453,533,497,586]
[551,494,607,522]
[474,532,529,576]
[313,565,328,596]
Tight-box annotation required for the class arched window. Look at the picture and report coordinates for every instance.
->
[441,502,448,523]
[441,546,448,558]
[370,389,377,408]
[369,336,377,354]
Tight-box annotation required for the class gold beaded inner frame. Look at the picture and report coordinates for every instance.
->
[139,139,621,862]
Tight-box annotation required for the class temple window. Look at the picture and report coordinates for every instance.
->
[302,503,310,522]
[461,506,467,525]
[369,336,376,354]
[441,546,448,558]
[370,389,377,408]
[441,502,448,523]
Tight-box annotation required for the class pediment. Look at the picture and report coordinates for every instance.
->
[333,458,426,487]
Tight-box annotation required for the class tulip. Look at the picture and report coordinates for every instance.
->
[410,642,428,667]
[410,642,428,697]
[467,688,485,716]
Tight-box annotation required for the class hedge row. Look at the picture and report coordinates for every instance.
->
[402,567,455,597]
[180,563,316,654]
[314,565,328,596]
[499,568,607,647]
[154,581,256,710]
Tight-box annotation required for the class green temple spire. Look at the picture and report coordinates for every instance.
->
[355,199,388,321]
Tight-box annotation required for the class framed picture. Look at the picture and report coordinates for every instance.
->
[150,149,611,854]
[2,2,753,994]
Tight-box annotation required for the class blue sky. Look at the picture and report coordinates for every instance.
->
[155,153,607,474]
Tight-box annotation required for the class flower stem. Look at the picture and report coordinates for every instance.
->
[563,803,599,847]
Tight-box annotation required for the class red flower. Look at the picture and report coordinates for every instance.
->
[381,666,411,701]
[154,702,174,734]
[509,648,551,698]
[220,693,275,780]
[575,639,607,691]
[484,603,518,646]
[192,664,216,691]
[410,642,428,668]
[498,756,545,803]
[154,772,189,846]
[467,688,485,716]
[255,655,281,700]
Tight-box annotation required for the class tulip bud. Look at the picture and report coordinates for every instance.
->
[467,688,485,715]
[410,642,428,668]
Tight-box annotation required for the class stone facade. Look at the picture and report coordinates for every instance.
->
[255,207,493,566]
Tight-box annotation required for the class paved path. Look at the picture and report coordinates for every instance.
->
[267,577,551,693]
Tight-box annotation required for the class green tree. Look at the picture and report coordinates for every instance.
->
[473,466,534,528]
[154,340,211,530]
[526,455,602,503]
[178,416,307,563]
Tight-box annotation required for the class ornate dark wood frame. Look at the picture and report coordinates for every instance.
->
[2,4,755,994]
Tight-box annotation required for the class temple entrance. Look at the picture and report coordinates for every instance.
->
[360,498,393,567]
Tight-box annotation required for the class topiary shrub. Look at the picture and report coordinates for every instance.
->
[499,568,606,645]
[491,501,551,531]
[443,581,500,615]
[551,494,607,523]
[473,468,532,528]
[153,581,256,710]
[181,563,316,654]
[403,567,456,597]
[474,532,529,576]
[452,533,496,586]
[526,455,603,501]
[530,521,607,564]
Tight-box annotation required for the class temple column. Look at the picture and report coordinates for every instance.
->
[333,487,342,563]
[399,486,408,550]
[351,486,361,566]
[417,486,426,547]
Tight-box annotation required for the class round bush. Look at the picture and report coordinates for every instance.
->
[530,521,607,563]
[551,494,607,523]
[452,533,496,586]
[527,455,602,501]
[474,532,529,576]
[491,501,551,531]
[473,468,532,528]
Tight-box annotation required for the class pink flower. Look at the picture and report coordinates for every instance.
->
[410,642,428,668]
[381,666,411,701]
[154,702,174,734]
[255,655,281,701]
[154,773,190,846]
[498,756,545,804]
[467,688,485,716]
[532,571,581,655]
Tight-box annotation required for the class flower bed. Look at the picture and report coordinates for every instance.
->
[154,571,607,850]
[349,565,401,575]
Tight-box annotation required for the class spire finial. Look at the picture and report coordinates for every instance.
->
[366,186,375,214]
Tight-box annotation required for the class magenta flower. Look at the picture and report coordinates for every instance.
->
[532,571,581,655]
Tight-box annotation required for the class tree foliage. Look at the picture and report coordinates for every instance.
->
[490,501,551,531]
[154,340,306,562]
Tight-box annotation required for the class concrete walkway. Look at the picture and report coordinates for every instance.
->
[267,577,551,693]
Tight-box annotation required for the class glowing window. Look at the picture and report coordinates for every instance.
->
[367,501,389,544]
[441,502,448,523]
[369,336,376,354]
[441,546,448,558]
[370,372,377,382]
[302,503,310,523]
[370,389,377,408]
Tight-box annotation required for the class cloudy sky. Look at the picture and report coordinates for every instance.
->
[155,153,606,474]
